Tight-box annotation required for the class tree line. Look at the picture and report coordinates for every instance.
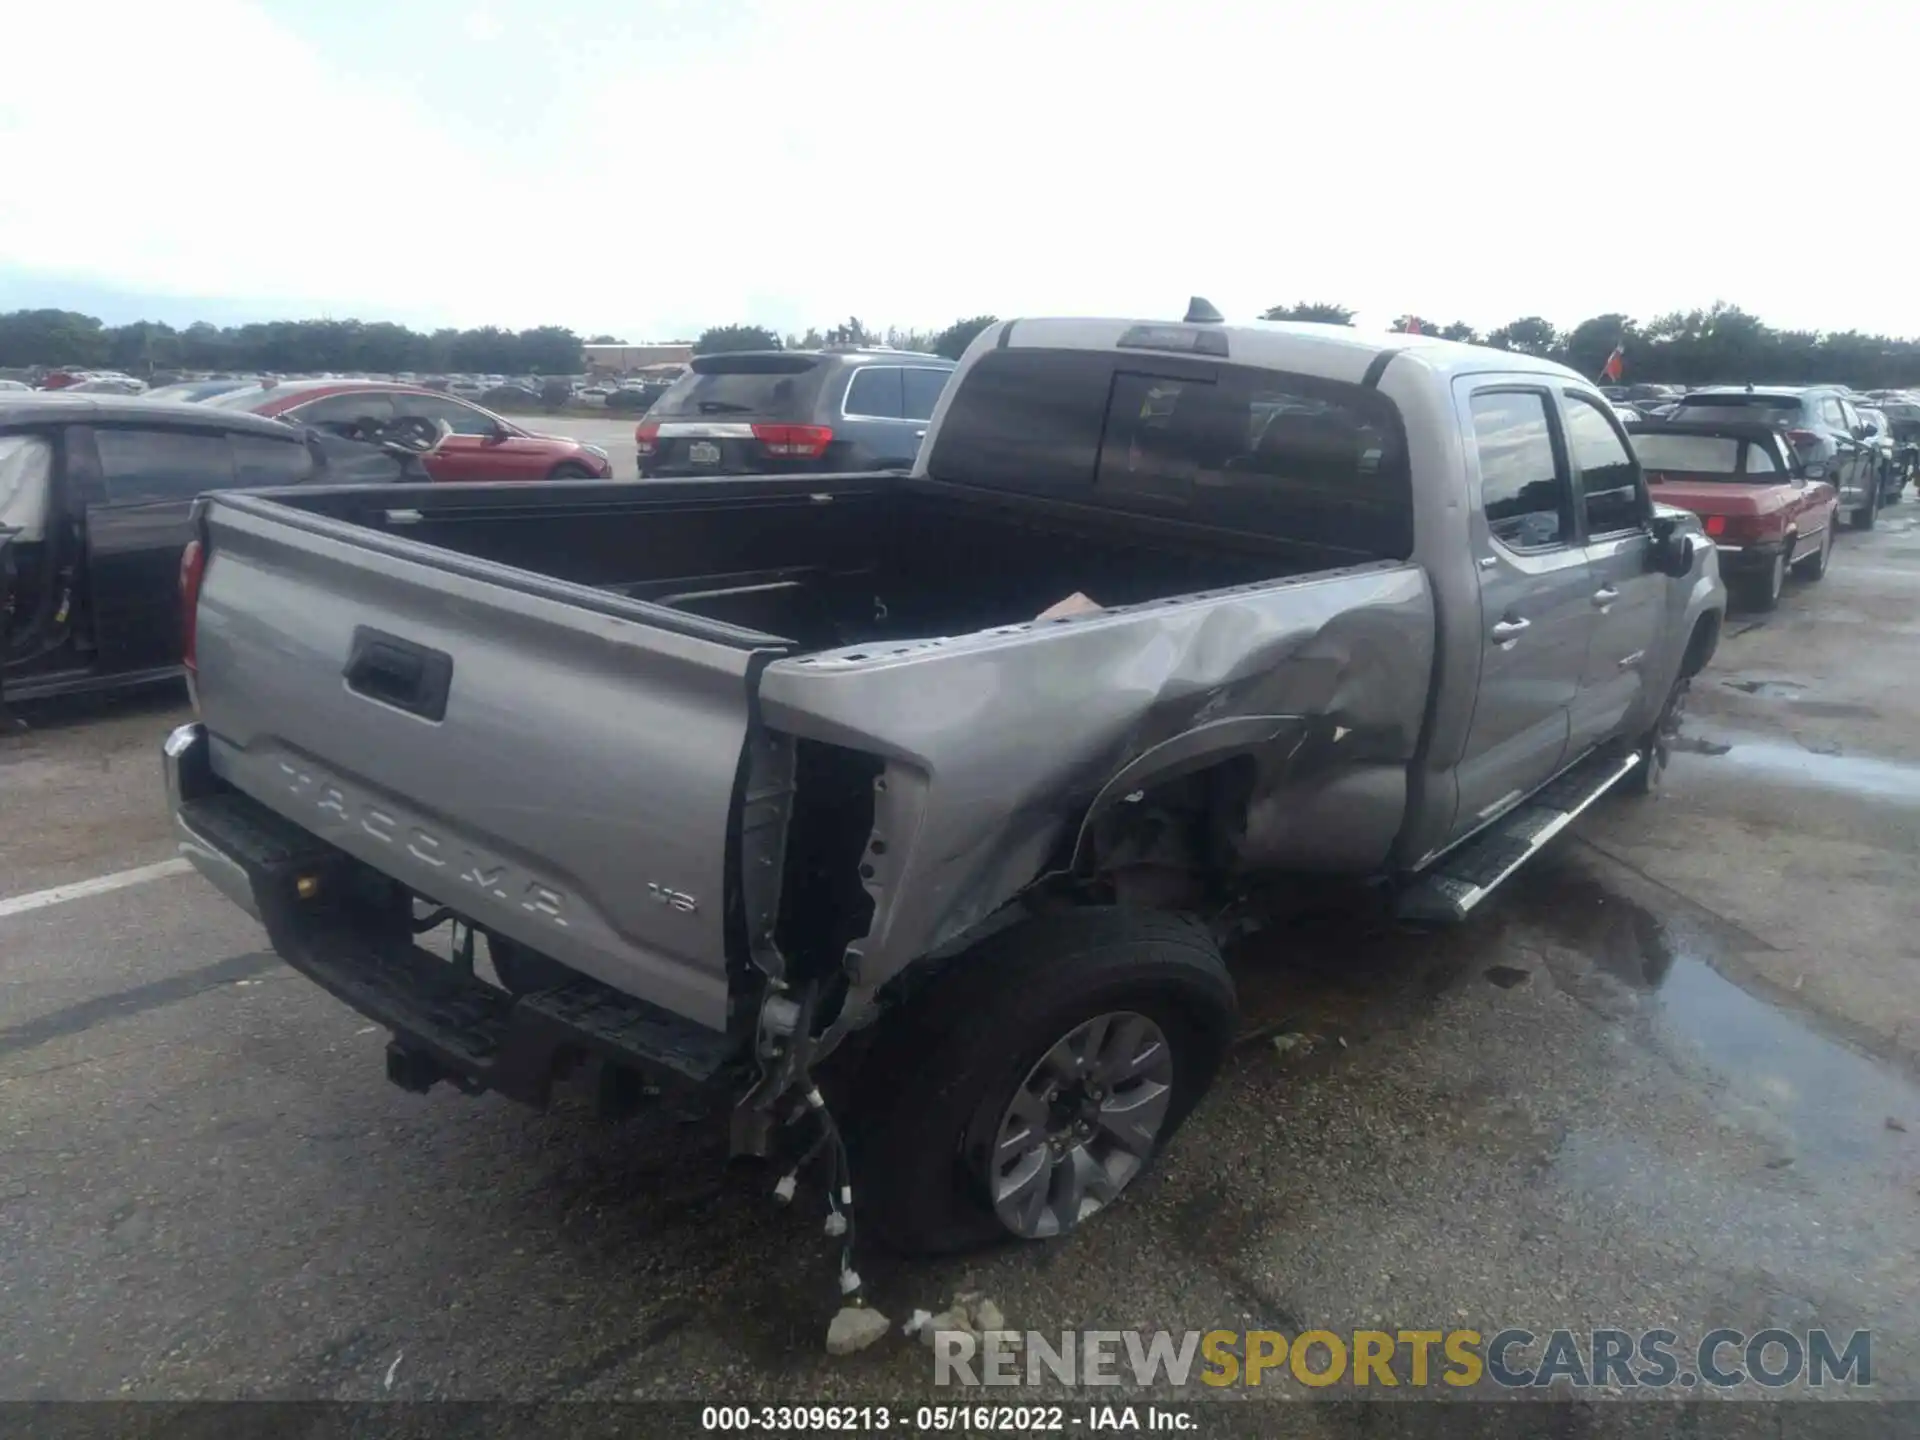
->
[0,308,1008,376]
[0,309,587,378]
[691,315,1000,361]
[11,302,1920,390]
[1261,301,1920,390]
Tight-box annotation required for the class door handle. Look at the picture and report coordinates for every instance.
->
[1490,618,1531,644]
[1592,586,1620,608]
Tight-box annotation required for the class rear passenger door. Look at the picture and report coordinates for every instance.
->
[1822,395,1867,507]
[1562,391,1664,756]
[78,425,238,673]
[1450,383,1595,841]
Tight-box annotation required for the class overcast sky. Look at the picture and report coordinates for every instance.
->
[5,0,1917,340]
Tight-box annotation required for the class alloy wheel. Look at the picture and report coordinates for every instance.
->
[988,1010,1174,1239]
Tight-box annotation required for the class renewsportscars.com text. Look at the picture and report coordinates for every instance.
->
[932,1327,1872,1390]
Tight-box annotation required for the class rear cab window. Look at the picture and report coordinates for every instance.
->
[650,354,826,422]
[1633,434,1742,473]
[926,348,1413,559]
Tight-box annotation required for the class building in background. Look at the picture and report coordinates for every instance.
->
[583,342,694,377]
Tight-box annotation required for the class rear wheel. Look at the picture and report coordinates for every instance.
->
[1792,523,1832,581]
[548,462,594,480]
[847,908,1235,1255]
[1733,551,1785,612]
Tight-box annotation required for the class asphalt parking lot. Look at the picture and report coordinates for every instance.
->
[3,509,1919,1411]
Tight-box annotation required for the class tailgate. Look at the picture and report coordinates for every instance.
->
[192,496,787,1032]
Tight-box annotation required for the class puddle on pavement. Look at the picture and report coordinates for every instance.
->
[1667,734,1920,807]
[1724,678,1808,699]
[1503,864,1920,1179]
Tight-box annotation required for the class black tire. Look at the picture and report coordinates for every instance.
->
[1624,670,1691,796]
[846,907,1236,1256]
[1792,523,1832,581]
[1732,551,1785,612]
[548,462,594,480]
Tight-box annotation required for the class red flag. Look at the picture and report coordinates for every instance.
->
[1601,343,1625,382]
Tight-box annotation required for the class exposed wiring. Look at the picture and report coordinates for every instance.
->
[806,1084,859,1288]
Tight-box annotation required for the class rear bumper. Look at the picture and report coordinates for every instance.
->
[162,723,741,1101]
[1711,540,1787,575]
[164,723,260,919]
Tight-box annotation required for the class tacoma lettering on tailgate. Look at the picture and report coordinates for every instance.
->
[275,759,571,927]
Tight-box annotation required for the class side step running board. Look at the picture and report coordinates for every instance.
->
[1395,750,1643,924]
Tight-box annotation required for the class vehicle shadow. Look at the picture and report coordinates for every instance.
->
[2,678,189,739]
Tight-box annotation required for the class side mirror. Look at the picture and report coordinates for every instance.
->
[1863,422,1880,437]
[1647,515,1696,578]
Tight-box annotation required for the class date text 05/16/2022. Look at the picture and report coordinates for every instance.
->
[700,1404,1192,1431]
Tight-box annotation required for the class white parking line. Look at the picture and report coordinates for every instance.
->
[0,858,193,920]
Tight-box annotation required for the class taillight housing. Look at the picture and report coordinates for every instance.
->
[634,421,660,458]
[180,536,207,706]
[752,423,833,459]
[1703,515,1726,537]
[1721,512,1785,544]
[1784,428,1821,450]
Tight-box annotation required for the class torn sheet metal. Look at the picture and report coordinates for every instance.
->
[755,560,1434,993]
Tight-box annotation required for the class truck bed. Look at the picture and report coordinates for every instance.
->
[188,474,1432,1032]
[248,474,1368,649]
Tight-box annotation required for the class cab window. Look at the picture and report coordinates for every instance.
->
[1562,394,1645,535]
[1469,390,1570,550]
[93,427,237,502]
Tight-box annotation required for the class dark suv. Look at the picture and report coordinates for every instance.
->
[1665,385,1887,529]
[634,348,955,478]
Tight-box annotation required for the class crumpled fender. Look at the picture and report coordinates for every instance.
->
[756,560,1435,1003]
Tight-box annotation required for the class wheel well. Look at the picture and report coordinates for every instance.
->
[1682,611,1720,677]
[547,459,592,478]
[1077,756,1256,903]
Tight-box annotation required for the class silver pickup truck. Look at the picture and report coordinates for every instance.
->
[164,306,1725,1255]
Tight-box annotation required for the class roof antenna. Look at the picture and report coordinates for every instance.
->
[1184,296,1224,324]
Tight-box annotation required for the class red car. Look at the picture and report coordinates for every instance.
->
[205,380,612,482]
[1628,420,1837,611]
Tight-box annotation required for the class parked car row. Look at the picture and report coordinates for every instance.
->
[1618,381,1909,613]
[4,329,1905,718]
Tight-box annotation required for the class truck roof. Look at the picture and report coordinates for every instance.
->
[994,317,1590,388]
[0,392,303,437]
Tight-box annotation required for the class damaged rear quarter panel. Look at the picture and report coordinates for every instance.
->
[753,562,1435,990]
